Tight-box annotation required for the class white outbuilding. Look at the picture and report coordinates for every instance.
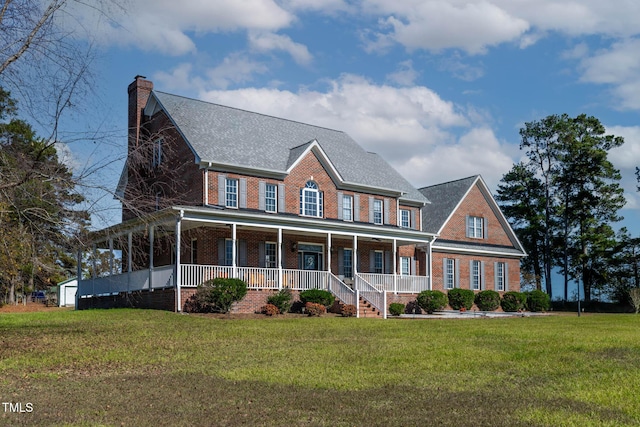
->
[58,278,78,307]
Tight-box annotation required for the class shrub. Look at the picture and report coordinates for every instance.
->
[501,291,527,312]
[405,300,422,315]
[267,289,293,314]
[416,290,448,314]
[389,303,405,316]
[299,289,335,308]
[305,302,326,316]
[475,290,501,311]
[341,304,357,317]
[184,278,247,313]
[448,288,475,310]
[261,304,280,316]
[526,290,551,312]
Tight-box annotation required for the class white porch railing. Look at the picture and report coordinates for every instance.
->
[180,264,234,287]
[356,274,386,318]
[282,269,328,290]
[357,273,429,293]
[328,273,357,308]
[237,267,279,289]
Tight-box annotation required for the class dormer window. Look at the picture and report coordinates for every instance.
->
[300,181,323,218]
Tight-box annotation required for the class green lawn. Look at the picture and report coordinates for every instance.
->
[1,310,639,426]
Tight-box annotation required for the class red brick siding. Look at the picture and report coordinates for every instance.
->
[431,251,520,293]
[439,183,513,246]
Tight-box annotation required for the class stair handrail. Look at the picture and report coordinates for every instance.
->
[327,273,358,316]
[356,274,387,318]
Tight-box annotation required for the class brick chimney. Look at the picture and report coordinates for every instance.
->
[128,75,153,153]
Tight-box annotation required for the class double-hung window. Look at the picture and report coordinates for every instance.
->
[444,258,455,290]
[467,216,483,238]
[400,209,410,228]
[400,256,411,276]
[342,194,353,221]
[373,199,383,225]
[225,178,238,208]
[496,262,506,291]
[471,260,481,290]
[373,250,383,274]
[265,242,277,268]
[265,184,277,213]
[343,248,353,278]
[300,181,323,217]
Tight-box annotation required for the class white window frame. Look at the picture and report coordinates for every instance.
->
[400,209,410,228]
[373,199,383,225]
[374,250,383,274]
[444,258,455,290]
[225,178,238,208]
[343,248,353,279]
[496,262,506,291]
[471,260,481,290]
[190,239,198,264]
[400,256,411,276]
[468,216,484,238]
[342,194,353,222]
[265,242,277,268]
[301,181,323,218]
[265,183,277,213]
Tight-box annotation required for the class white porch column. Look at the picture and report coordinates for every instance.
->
[277,227,283,290]
[393,238,397,294]
[427,240,433,290]
[175,212,183,312]
[127,232,132,293]
[327,232,332,273]
[149,225,155,290]
[108,238,114,276]
[353,235,358,275]
[231,223,237,278]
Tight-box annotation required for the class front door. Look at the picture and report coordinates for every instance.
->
[297,243,324,271]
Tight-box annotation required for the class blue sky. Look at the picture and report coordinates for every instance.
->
[56,0,640,244]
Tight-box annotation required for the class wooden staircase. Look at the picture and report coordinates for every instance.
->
[358,296,382,318]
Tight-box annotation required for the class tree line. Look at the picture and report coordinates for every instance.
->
[496,113,640,307]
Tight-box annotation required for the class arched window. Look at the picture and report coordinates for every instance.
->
[300,181,323,217]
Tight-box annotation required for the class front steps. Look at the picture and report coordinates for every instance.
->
[358,296,382,318]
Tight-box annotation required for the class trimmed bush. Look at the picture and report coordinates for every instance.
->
[305,302,326,316]
[448,288,475,310]
[267,289,293,314]
[501,291,527,312]
[474,290,501,311]
[299,289,335,308]
[261,304,279,316]
[416,290,448,314]
[184,278,247,313]
[389,303,405,316]
[341,304,357,317]
[526,290,551,312]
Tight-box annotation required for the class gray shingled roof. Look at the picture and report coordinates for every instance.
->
[153,91,428,204]
[419,175,479,234]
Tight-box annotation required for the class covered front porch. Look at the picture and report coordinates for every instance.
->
[78,206,435,315]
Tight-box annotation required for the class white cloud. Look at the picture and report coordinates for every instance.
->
[577,39,640,110]
[198,74,516,188]
[68,0,293,55]
[361,0,640,54]
[248,32,313,65]
[605,125,640,210]
[386,60,419,86]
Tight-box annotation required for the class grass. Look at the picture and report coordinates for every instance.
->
[1,310,639,426]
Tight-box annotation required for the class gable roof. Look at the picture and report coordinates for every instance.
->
[419,175,478,234]
[147,91,428,204]
[419,175,526,255]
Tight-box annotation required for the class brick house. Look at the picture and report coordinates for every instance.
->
[77,76,524,316]
[419,176,526,294]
